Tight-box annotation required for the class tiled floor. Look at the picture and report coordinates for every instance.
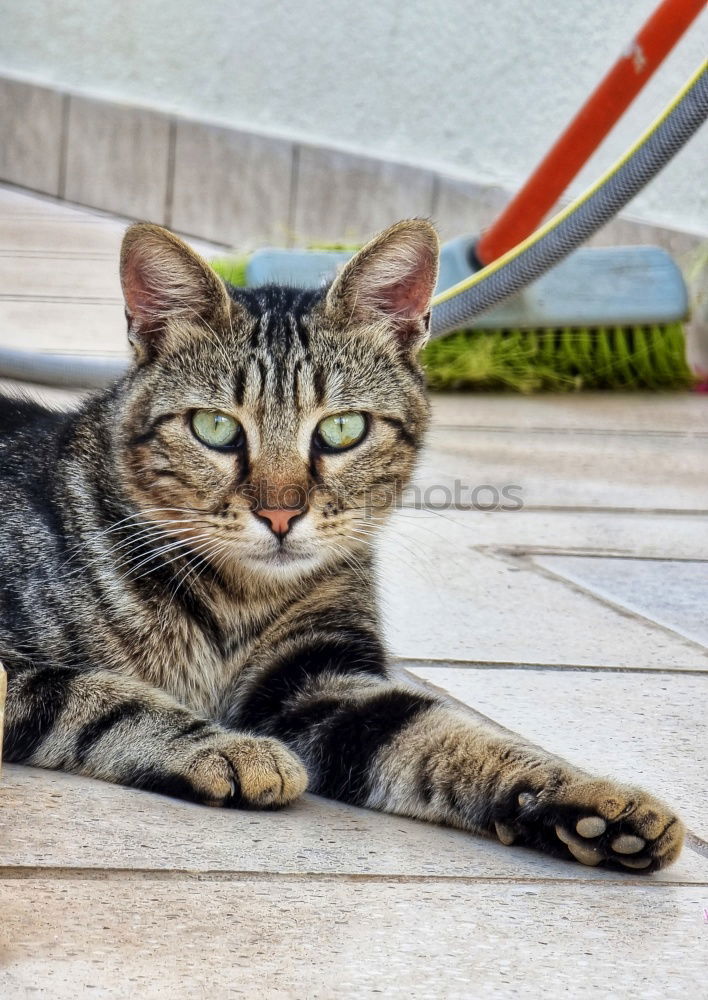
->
[1,183,707,999]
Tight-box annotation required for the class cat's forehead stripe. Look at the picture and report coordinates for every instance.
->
[223,286,331,412]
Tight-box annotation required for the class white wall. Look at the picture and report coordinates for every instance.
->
[0,0,706,235]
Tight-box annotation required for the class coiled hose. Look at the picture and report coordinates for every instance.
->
[1,61,707,388]
[430,59,708,338]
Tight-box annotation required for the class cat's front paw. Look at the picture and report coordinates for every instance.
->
[180,735,308,808]
[494,775,684,873]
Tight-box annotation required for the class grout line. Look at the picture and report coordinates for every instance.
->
[0,295,123,304]
[0,865,704,889]
[400,502,708,516]
[524,555,708,654]
[499,548,708,564]
[395,656,708,676]
[687,832,708,858]
[0,215,121,225]
[430,423,708,440]
[57,93,70,200]
[163,118,177,228]
[0,251,116,260]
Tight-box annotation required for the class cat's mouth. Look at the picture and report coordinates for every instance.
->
[253,549,302,564]
[243,545,320,572]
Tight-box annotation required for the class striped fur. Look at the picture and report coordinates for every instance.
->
[0,222,684,871]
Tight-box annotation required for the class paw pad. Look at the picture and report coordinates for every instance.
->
[498,780,683,873]
[617,856,652,869]
[575,816,606,838]
[555,824,603,866]
[611,834,645,855]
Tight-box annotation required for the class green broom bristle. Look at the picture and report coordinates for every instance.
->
[421,323,693,392]
[211,258,693,393]
[212,255,250,288]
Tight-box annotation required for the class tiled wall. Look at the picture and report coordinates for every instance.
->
[0,76,701,257]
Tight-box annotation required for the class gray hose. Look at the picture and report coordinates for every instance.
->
[0,348,127,389]
[1,63,706,387]
[430,61,708,338]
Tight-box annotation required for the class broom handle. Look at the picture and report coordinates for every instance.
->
[475,0,706,265]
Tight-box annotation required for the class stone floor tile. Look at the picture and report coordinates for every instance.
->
[4,763,705,883]
[0,878,705,999]
[0,185,93,219]
[0,218,123,254]
[534,556,708,647]
[429,391,708,434]
[377,533,708,669]
[417,424,708,511]
[0,301,126,354]
[407,666,708,839]
[0,254,121,301]
[391,507,708,561]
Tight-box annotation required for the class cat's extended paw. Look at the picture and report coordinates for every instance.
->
[182,735,308,808]
[494,776,684,873]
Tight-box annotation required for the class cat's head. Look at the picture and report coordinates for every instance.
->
[116,220,438,581]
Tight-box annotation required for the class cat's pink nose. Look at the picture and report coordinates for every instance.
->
[254,508,305,538]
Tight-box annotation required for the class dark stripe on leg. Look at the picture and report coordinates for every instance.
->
[73,700,145,764]
[127,760,247,808]
[231,630,387,731]
[4,665,80,762]
[172,718,214,741]
[273,688,433,805]
[127,764,208,803]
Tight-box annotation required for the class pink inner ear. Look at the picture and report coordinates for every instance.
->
[122,253,162,328]
[378,273,434,319]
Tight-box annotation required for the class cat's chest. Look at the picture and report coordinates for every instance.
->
[134,597,275,718]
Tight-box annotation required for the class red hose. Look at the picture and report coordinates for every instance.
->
[476,0,706,265]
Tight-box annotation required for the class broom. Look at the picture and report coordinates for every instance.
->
[0,6,705,392]
[213,0,703,393]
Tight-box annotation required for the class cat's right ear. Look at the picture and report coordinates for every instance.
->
[120,223,233,362]
[324,219,439,353]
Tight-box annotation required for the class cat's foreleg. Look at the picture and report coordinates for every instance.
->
[233,649,684,872]
[3,659,306,806]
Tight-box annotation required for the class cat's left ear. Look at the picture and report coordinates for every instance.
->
[325,219,439,352]
[120,223,233,362]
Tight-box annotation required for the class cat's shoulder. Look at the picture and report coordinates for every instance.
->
[0,393,83,493]
[0,391,74,438]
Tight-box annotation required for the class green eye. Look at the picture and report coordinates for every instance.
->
[316,412,367,451]
[191,409,242,449]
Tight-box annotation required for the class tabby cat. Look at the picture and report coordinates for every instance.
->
[0,220,684,872]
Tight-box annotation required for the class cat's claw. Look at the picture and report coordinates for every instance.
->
[495,821,516,845]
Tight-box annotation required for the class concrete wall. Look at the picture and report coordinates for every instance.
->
[0,0,706,236]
